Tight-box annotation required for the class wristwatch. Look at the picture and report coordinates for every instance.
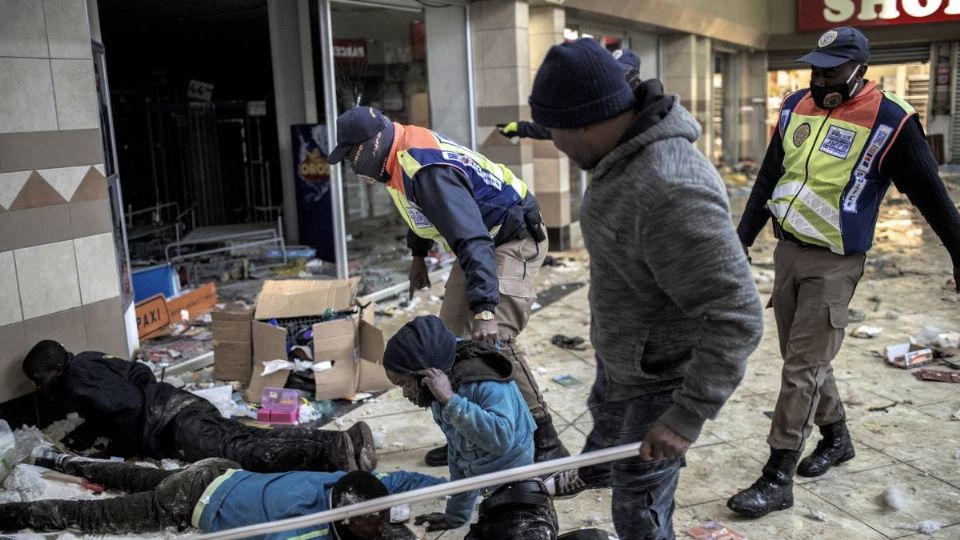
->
[474,310,495,321]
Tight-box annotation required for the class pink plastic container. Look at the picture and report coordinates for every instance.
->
[257,387,301,424]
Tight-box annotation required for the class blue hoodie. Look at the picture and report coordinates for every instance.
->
[431,378,535,526]
[194,469,444,539]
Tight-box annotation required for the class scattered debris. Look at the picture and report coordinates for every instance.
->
[852,325,883,338]
[883,485,906,510]
[912,369,960,383]
[885,343,934,369]
[686,521,745,540]
[916,520,943,534]
[390,504,411,524]
[531,302,543,311]
[552,374,582,387]
[391,442,405,449]
[869,401,899,413]
[807,509,831,522]
[885,311,901,320]
[373,427,387,450]
[551,335,587,350]
[584,514,603,526]
[952,449,960,460]
[42,413,85,443]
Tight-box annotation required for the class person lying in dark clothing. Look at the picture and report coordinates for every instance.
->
[23,340,375,474]
[0,449,440,539]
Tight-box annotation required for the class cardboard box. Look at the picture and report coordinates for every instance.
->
[212,303,254,383]
[245,279,392,402]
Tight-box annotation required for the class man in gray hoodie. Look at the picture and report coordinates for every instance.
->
[529,38,763,540]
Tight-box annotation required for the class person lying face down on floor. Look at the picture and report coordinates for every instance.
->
[384,316,558,538]
[22,340,376,474]
[0,450,443,539]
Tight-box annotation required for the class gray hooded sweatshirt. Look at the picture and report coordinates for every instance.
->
[580,98,763,443]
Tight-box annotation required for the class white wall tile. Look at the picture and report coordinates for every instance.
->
[74,232,120,305]
[51,59,98,130]
[0,171,32,210]
[42,0,90,58]
[0,0,48,58]
[0,58,57,134]
[14,239,81,319]
[0,250,23,326]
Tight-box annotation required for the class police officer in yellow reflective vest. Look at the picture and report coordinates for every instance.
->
[728,27,960,519]
[327,107,569,468]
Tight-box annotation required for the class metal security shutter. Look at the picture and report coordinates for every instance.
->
[768,44,931,70]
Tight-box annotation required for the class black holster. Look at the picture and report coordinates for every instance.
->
[524,208,546,243]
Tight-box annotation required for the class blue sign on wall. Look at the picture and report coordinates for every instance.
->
[292,124,335,262]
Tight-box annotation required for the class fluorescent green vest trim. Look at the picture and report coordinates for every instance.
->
[771,113,872,253]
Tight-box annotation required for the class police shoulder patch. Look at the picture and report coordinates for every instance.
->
[793,123,812,147]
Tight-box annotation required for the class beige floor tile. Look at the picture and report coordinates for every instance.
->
[913,401,960,422]
[683,486,888,540]
[803,464,960,538]
[705,391,777,443]
[676,443,767,507]
[849,405,960,463]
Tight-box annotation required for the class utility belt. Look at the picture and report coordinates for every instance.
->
[771,218,830,252]
[480,479,552,515]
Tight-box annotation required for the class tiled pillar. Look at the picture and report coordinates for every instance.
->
[661,34,713,156]
[470,2,535,213]
[528,5,571,251]
[0,0,127,402]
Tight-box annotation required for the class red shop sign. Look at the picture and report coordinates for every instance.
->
[797,0,960,31]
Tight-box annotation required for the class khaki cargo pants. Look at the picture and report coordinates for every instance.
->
[768,240,865,451]
[439,230,550,421]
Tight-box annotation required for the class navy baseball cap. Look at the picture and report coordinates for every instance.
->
[797,27,870,68]
[327,106,392,164]
[611,48,640,72]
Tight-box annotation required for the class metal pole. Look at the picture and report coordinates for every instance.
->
[320,0,349,279]
[465,3,478,151]
[195,442,643,540]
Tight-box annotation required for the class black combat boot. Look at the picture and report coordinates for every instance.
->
[425,444,448,467]
[797,420,855,477]
[534,414,570,463]
[727,449,800,518]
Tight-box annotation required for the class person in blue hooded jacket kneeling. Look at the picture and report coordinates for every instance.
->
[383,315,558,539]
[0,452,442,539]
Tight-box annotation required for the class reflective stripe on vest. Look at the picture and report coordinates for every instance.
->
[769,82,914,254]
[384,123,528,247]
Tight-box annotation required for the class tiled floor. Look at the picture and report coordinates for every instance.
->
[330,192,960,539]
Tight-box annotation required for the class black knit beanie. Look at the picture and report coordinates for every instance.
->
[529,38,636,129]
[383,316,457,374]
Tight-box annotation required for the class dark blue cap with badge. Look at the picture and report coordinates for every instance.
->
[611,48,641,72]
[797,27,870,68]
[327,106,392,164]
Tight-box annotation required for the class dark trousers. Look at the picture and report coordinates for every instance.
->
[582,371,684,540]
[0,458,236,534]
[578,362,627,488]
[465,480,559,540]
[169,401,350,473]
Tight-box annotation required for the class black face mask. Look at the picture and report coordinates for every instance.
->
[350,124,394,183]
[810,65,860,109]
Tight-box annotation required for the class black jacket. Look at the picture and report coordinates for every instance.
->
[58,352,201,457]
